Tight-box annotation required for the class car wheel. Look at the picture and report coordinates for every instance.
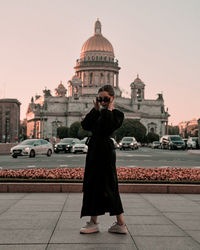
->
[12,155,17,158]
[29,150,35,158]
[47,149,52,157]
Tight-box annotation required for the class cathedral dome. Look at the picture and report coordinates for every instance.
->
[80,20,114,58]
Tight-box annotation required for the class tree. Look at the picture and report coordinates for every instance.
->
[77,126,91,139]
[57,126,69,139]
[114,119,147,142]
[69,121,82,138]
[168,125,179,135]
[146,132,159,143]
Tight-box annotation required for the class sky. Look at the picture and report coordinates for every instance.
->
[0,0,200,125]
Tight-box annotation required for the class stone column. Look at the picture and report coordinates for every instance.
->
[116,73,119,88]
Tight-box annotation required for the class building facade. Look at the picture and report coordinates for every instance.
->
[0,99,21,142]
[26,20,169,139]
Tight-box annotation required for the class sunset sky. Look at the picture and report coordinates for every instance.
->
[0,0,199,125]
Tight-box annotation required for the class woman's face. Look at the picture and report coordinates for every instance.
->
[97,91,114,109]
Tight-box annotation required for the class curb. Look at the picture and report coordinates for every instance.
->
[1,183,200,193]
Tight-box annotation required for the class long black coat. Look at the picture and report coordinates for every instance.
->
[80,108,124,217]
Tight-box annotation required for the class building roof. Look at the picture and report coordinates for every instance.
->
[0,98,21,105]
[81,19,114,56]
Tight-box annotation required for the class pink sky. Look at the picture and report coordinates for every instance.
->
[0,0,200,125]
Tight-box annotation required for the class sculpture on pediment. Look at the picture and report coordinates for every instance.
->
[55,81,67,97]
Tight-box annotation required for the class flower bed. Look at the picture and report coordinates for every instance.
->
[0,167,200,184]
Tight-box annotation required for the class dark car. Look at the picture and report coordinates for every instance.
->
[151,141,160,149]
[54,138,80,153]
[160,135,185,150]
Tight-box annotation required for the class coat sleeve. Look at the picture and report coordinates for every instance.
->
[81,108,100,131]
[96,109,124,135]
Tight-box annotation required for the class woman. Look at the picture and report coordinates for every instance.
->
[80,85,127,234]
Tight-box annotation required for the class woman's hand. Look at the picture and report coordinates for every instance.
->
[93,97,100,111]
[108,101,114,111]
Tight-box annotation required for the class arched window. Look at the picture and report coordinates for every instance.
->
[107,73,110,83]
[90,73,93,85]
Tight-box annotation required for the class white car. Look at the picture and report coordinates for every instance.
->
[71,140,88,154]
[10,139,53,158]
[187,137,199,149]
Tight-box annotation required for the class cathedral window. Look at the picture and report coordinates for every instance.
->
[107,73,110,83]
[96,56,98,61]
[104,56,107,61]
[90,73,93,85]
[137,89,142,100]
[137,104,140,110]
[100,56,102,60]
[150,128,155,133]
[161,106,164,113]
[88,56,90,61]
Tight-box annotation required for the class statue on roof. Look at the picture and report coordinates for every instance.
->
[55,81,67,97]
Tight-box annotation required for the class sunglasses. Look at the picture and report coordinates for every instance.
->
[96,97,110,103]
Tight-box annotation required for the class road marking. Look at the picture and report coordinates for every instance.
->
[59,165,68,167]
[27,165,36,168]
[124,154,151,157]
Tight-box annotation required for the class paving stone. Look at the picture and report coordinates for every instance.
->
[124,208,161,216]
[0,245,46,250]
[134,236,200,250]
[186,231,200,243]
[47,243,136,250]
[0,229,52,244]
[128,224,186,236]
[50,230,132,244]
[8,199,64,212]
[124,215,172,225]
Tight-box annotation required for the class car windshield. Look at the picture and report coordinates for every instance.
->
[170,136,182,141]
[20,140,36,145]
[122,138,134,142]
[79,141,85,144]
[192,138,198,141]
[154,142,160,144]
[60,138,73,143]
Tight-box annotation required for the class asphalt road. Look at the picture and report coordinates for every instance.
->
[0,147,200,170]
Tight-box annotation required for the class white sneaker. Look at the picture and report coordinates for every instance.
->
[80,221,99,234]
[108,222,128,234]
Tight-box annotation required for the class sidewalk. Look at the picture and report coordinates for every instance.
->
[0,193,200,250]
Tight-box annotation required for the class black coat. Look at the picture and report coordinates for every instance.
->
[80,108,124,217]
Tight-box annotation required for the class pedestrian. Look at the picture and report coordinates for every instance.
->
[80,84,127,234]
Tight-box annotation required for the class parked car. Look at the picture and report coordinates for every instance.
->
[119,137,138,150]
[151,141,160,149]
[54,138,80,153]
[187,137,199,149]
[10,139,53,158]
[71,140,88,154]
[160,135,185,150]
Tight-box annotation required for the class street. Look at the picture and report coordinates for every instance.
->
[0,147,200,170]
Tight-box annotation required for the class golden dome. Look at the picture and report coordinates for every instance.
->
[81,20,114,56]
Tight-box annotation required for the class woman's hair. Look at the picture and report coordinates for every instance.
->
[98,85,115,96]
